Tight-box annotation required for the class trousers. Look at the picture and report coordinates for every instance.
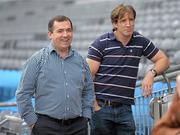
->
[31,114,88,135]
[90,101,136,135]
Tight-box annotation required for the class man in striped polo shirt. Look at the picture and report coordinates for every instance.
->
[87,4,169,135]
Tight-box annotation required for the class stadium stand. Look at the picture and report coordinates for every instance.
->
[0,0,180,75]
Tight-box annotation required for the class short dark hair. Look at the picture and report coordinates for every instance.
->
[48,15,73,32]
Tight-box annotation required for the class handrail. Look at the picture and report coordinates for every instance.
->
[162,73,172,93]
[136,70,180,87]
[0,102,17,107]
[165,64,180,74]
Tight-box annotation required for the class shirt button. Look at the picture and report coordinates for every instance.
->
[67,107,69,111]
[66,83,68,86]
[64,71,66,74]
[67,95,69,98]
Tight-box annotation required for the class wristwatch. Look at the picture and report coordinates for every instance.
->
[150,69,157,77]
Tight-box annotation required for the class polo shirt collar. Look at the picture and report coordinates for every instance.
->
[108,32,116,40]
[109,31,135,41]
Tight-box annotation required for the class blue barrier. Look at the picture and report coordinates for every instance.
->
[0,70,21,102]
[0,97,17,112]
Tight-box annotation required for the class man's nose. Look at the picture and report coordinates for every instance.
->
[125,20,131,26]
[62,31,68,36]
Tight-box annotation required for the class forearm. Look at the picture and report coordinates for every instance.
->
[151,50,169,75]
[141,55,169,97]
[82,86,94,119]
[16,88,37,125]
[153,58,169,75]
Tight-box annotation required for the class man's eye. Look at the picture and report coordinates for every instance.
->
[56,30,63,33]
[120,20,126,23]
[66,29,72,32]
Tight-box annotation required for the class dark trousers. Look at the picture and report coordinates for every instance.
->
[31,114,88,135]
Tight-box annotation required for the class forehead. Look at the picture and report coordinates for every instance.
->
[119,12,134,20]
[53,20,71,29]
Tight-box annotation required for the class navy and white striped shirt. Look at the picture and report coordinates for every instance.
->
[87,31,159,104]
[16,44,94,126]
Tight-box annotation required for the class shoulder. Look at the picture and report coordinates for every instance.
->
[133,31,151,41]
[73,50,85,62]
[32,47,48,58]
[73,50,88,65]
[133,31,146,39]
[91,32,114,50]
[26,47,48,64]
[132,31,152,46]
[94,32,113,43]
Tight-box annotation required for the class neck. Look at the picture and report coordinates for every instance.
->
[56,47,69,59]
[114,32,132,46]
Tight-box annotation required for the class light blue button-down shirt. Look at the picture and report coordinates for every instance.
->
[16,44,94,125]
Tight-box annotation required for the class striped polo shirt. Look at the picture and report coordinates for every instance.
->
[87,31,159,104]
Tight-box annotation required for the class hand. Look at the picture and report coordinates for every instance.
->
[84,117,90,122]
[29,124,35,130]
[93,100,101,112]
[141,71,154,97]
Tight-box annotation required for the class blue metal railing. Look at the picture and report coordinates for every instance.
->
[133,64,180,135]
[133,86,176,135]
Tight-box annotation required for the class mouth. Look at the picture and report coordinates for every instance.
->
[125,29,133,33]
[61,39,70,43]
[61,38,69,42]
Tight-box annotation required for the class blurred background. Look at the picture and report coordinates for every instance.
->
[0,0,180,134]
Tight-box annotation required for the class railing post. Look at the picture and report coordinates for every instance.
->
[162,73,172,94]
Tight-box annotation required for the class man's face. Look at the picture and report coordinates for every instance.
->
[113,12,135,37]
[48,20,73,50]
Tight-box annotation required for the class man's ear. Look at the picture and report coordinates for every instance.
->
[48,31,52,40]
[112,22,117,31]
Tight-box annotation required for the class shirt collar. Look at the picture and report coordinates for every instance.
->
[109,31,135,41]
[109,31,135,45]
[108,32,116,40]
[48,43,55,53]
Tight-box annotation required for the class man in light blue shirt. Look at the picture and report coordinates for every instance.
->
[16,15,94,135]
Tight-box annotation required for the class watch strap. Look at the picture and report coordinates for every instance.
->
[150,69,157,77]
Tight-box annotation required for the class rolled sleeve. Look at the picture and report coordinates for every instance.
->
[82,107,92,119]
[23,112,38,126]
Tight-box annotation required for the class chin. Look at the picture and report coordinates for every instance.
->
[62,45,71,49]
[124,33,132,37]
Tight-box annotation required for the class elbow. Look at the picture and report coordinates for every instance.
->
[165,57,170,70]
[161,52,170,71]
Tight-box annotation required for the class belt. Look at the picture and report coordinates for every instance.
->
[97,99,123,107]
[37,114,82,125]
